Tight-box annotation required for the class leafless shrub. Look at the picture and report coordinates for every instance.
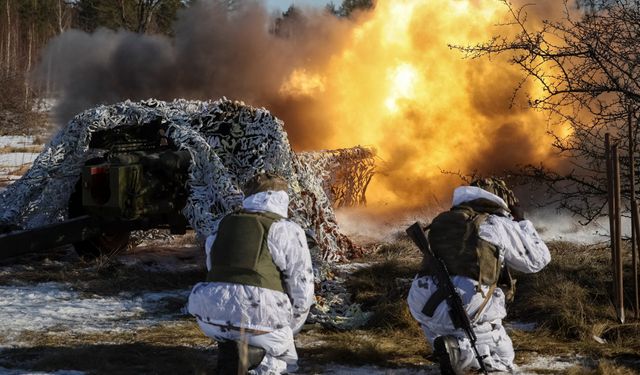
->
[453,0,640,223]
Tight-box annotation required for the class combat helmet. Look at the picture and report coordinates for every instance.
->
[242,172,288,197]
[470,177,518,208]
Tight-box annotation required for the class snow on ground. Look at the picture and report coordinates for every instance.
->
[0,135,36,148]
[0,135,43,191]
[0,152,39,167]
[0,282,188,347]
[518,355,592,374]
[0,250,596,374]
[505,321,538,332]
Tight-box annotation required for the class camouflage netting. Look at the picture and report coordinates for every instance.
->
[0,98,370,260]
[298,147,376,208]
[0,98,377,328]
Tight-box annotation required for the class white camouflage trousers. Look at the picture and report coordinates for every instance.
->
[421,321,515,372]
[198,322,298,375]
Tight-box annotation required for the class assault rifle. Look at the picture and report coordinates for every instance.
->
[406,222,488,375]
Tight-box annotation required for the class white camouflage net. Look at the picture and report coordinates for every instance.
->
[0,98,377,328]
[0,98,373,260]
[298,147,376,208]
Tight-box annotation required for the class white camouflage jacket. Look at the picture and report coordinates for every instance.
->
[187,190,315,333]
[407,186,551,343]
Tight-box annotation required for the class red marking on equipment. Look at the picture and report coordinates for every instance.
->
[90,167,108,175]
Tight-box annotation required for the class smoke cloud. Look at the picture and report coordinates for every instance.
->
[37,1,351,148]
[36,0,573,213]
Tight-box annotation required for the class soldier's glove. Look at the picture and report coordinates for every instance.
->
[509,203,526,222]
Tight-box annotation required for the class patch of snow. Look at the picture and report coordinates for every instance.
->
[0,153,39,167]
[505,321,538,332]
[0,282,188,347]
[517,355,591,374]
[0,367,84,375]
[0,136,36,148]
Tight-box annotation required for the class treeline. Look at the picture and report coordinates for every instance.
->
[0,0,185,114]
[0,0,373,132]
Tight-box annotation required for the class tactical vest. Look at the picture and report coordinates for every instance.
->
[426,198,506,286]
[206,210,285,293]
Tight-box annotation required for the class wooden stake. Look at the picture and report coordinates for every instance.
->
[630,111,639,319]
[613,144,625,324]
[633,200,640,320]
[606,134,618,304]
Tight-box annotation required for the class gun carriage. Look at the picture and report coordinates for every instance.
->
[0,123,191,259]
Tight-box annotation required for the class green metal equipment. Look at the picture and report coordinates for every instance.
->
[0,123,191,259]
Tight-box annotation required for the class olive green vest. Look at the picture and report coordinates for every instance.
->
[427,198,506,286]
[206,210,285,293]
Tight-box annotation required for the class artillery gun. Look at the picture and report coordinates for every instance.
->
[0,122,191,259]
[0,99,378,262]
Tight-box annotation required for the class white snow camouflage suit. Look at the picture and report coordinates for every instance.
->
[407,186,551,373]
[188,190,315,374]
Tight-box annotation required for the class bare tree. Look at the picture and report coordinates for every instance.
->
[135,0,162,33]
[453,0,640,223]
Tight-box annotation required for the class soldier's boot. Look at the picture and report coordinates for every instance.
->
[433,335,461,375]
[216,340,266,375]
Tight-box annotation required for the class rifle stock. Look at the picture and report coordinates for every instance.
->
[406,222,488,375]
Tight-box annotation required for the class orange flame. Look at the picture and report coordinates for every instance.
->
[281,0,563,210]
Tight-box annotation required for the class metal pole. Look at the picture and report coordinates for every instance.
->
[630,110,639,319]
[613,145,626,324]
[606,134,618,308]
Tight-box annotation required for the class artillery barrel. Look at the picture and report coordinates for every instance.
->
[0,215,101,260]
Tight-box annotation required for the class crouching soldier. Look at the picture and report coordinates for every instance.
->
[188,173,315,374]
[407,178,551,374]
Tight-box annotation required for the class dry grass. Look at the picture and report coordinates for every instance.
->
[13,320,210,348]
[303,235,431,368]
[301,329,428,368]
[306,238,640,372]
[33,134,48,145]
[7,164,30,175]
[0,145,43,153]
[3,232,640,373]
[566,360,639,375]
[0,245,206,296]
[504,241,640,373]
[510,242,640,356]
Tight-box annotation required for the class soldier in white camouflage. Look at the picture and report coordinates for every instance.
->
[407,178,551,374]
[188,173,315,374]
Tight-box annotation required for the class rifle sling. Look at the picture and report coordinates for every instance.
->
[422,281,497,323]
[471,283,497,324]
[421,286,449,317]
